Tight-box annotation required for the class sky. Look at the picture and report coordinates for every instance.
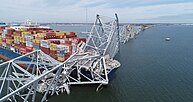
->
[0,0,193,23]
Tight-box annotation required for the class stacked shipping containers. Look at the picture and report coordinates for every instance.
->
[50,43,57,59]
[14,31,21,53]
[2,29,7,48]
[25,35,33,52]
[40,40,50,54]
[0,33,2,46]
[0,26,85,62]
[5,29,15,49]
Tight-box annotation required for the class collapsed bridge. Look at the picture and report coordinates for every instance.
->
[0,14,121,102]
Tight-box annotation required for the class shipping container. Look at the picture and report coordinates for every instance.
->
[26,46,33,52]
[25,36,33,41]
[26,41,33,47]
[41,47,50,54]
[40,40,50,48]
[50,43,57,51]
[33,45,40,49]
[57,56,65,62]
[0,26,80,62]
[2,42,6,47]
[6,45,11,49]
[2,38,6,42]
[73,38,86,44]
[20,47,27,54]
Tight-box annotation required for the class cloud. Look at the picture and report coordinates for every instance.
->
[141,13,193,23]
[0,0,193,23]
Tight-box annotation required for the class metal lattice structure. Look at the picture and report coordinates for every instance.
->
[85,14,120,59]
[0,14,120,102]
[120,24,143,43]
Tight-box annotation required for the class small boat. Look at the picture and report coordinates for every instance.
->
[165,37,170,41]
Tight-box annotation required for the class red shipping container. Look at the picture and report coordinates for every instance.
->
[0,27,5,29]
[41,47,50,54]
[14,44,20,49]
[2,38,6,42]
[49,40,60,44]
[16,32,22,36]
[65,40,72,44]
[50,54,57,59]
[50,50,57,54]
[35,30,43,34]
[26,46,33,52]
[65,55,70,60]
[6,36,13,39]
[6,34,12,37]
[66,34,77,38]
[56,36,65,39]
[70,32,76,35]
[20,47,27,54]
[6,44,11,46]
[7,29,15,35]
[20,43,26,48]
[46,32,56,36]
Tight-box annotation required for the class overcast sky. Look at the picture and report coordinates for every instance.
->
[1,0,193,23]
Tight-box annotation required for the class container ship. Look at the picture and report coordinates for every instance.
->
[0,22,120,81]
[0,14,121,101]
[0,23,86,61]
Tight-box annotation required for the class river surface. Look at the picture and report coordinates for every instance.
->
[48,25,193,102]
[1,24,193,102]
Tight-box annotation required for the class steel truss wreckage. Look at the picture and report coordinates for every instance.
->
[0,14,121,102]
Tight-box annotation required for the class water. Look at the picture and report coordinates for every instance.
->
[114,25,193,102]
[48,25,193,102]
[1,25,193,102]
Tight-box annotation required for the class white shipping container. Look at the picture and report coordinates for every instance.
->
[14,40,20,44]
[25,36,33,41]
[26,41,33,47]
[57,45,65,50]
[2,33,6,38]
[57,54,65,57]
[3,29,7,34]
[64,46,69,53]
[72,45,77,54]
[60,39,65,44]
[40,40,48,46]
[10,47,15,52]
[41,44,50,48]
[2,42,6,47]
[41,40,50,45]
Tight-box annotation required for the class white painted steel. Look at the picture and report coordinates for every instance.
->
[0,14,121,102]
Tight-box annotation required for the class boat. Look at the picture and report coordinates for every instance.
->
[165,37,170,41]
[0,23,119,81]
[10,19,50,30]
[0,23,7,27]
[0,14,121,102]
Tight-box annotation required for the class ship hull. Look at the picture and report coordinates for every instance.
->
[69,67,118,82]
[0,47,31,62]
[0,47,119,81]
